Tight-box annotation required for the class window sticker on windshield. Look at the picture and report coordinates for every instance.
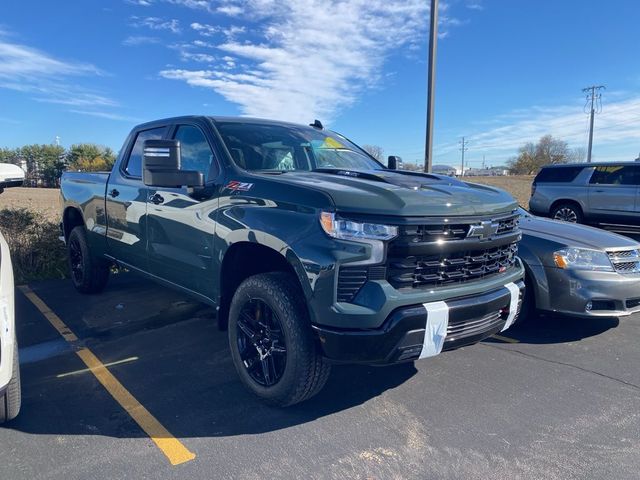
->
[320,137,346,150]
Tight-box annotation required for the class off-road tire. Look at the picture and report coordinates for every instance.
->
[228,272,331,407]
[68,226,109,294]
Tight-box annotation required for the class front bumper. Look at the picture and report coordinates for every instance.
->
[543,267,640,317]
[313,280,525,365]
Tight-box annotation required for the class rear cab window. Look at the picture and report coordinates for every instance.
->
[124,126,169,177]
[589,165,640,185]
[534,166,584,183]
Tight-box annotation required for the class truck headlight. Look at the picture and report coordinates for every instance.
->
[320,212,398,241]
[553,247,614,272]
[320,212,397,265]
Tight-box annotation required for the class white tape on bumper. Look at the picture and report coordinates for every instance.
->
[419,301,449,359]
[501,282,520,332]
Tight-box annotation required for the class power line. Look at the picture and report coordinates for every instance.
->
[582,85,605,162]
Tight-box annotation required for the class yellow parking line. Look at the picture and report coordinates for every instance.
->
[492,334,520,344]
[18,286,196,466]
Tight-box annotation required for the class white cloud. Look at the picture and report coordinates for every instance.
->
[125,0,154,5]
[435,95,640,163]
[161,0,435,123]
[0,41,101,80]
[0,32,127,118]
[190,22,219,37]
[180,52,216,63]
[123,35,161,46]
[69,110,141,122]
[466,1,484,10]
[130,16,181,33]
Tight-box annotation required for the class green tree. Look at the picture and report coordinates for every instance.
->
[18,144,66,185]
[66,144,116,172]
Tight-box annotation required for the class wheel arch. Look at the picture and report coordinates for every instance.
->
[62,206,85,241]
[217,241,311,329]
[549,199,584,217]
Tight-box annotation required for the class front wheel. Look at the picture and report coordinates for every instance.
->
[228,272,330,407]
[68,226,110,294]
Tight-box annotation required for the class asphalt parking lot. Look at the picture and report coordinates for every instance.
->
[1,273,639,479]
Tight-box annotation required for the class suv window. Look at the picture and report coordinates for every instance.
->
[173,125,217,181]
[534,166,584,183]
[125,126,168,177]
[589,165,639,185]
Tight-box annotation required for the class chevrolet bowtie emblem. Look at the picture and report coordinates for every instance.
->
[467,221,500,240]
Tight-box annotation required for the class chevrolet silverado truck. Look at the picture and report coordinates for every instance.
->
[60,116,525,406]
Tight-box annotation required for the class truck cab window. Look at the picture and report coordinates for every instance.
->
[174,125,216,181]
[125,127,168,177]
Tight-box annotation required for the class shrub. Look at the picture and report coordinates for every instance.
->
[0,208,67,284]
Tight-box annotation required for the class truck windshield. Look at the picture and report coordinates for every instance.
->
[214,121,384,172]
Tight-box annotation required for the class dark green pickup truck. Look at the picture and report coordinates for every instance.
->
[60,116,525,406]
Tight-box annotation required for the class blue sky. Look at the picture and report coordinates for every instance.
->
[1,0,639,168]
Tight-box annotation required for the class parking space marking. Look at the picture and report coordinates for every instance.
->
[18,286,196,466]
[492,334,520,343]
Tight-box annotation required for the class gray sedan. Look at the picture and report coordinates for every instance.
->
[517,208,640,319]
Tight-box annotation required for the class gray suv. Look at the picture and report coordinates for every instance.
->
[529,162,640,229]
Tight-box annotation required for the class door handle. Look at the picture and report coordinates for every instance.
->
[109,188,120,198]
[595,190,604,193]
[149,193,165,205]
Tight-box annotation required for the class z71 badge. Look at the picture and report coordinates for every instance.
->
[225,180,254,191]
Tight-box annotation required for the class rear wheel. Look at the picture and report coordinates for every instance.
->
[0,339,21,423]
[68,226,109,294]
[551,202,583,224]
[228,272,330,407]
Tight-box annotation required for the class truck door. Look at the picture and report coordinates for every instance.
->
[145,123,220,298]
[587,164,638,223]
[105,126,168,270]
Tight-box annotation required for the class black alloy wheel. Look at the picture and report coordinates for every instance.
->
[236,298,287,387]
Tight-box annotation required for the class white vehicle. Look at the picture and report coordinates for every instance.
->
[0,230,20,423]
[0,163,25,192]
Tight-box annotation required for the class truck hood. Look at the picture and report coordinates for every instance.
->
[520,212,639,250]
[260,169,517,217]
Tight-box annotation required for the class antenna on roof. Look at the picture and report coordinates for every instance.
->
[310,119,323,129]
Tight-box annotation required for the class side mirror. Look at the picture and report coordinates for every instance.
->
[142,139,204,188]
[387,155,403,170]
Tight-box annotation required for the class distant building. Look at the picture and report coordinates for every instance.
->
[432,164,456,176]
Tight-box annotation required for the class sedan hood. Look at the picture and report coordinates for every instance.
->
[520,213,639,250]
[262,169,517,217]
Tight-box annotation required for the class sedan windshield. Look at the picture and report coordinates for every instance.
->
[214,121,384,172]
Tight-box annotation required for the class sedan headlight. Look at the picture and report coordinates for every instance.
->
[553,247,614,272]
[319,212,398,241]
[320,212,397,265]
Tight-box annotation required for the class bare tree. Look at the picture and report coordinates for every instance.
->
[508,135,575,175]
[362,144,384,161]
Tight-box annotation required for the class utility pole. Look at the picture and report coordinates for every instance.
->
[459,137,468,177]
[423,0,439,173]
[583,85,605,163]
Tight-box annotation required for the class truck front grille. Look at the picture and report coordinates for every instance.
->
[387,243,518,290]
[336,212,521,302]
